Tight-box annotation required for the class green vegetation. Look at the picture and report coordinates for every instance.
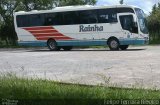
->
[147,3,160,44]
[0,75,160,105]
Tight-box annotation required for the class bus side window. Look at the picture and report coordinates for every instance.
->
[44,13,63,26]
[79,10,98,24]
[44,13,55,26]
[29,14,44,27]
[54,13,63,25]
[98,9,109,23]
[63,11,79,25]
[17,15,30,27]
[98,9,117,23]
[110,13,117,22]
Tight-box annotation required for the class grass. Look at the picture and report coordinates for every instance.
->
[0,74,160,105]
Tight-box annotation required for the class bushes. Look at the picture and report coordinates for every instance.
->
[0,22,18,46]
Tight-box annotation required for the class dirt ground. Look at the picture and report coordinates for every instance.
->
[0,45,160,89]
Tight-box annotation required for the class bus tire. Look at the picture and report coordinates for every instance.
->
[63,46,73,51]
[120,45,129,50]
[47,39,58,51]
[108,38,120,51]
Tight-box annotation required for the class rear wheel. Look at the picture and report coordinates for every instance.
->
[120,45,129,50]
[47,39,58,51]
[108,38,120,51]
[62,46,73,51]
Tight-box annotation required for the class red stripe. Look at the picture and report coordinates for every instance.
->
[33,33,64,37]
[54,37,73,40]
[23,26,54,30]
[29,30,58,33]
[37,37,73,40]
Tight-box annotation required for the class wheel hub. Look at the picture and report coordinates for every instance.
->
[111,40,118,48]
[49,41,55,49]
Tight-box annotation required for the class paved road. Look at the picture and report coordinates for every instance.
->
[0,46,160,89]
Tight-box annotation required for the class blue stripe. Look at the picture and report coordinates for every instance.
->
[57,39,148,46]
[119,39,149,45]
[18,41,47,47]
[18,39,148,47]
[57,40,106,46]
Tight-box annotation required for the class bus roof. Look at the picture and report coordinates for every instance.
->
[14,5,139,15]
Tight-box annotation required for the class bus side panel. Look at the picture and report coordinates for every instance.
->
[16,28,47,46]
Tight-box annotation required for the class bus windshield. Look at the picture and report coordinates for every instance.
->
[135,8,148,34]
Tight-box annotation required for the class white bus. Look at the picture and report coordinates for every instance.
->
[14,5,149,51]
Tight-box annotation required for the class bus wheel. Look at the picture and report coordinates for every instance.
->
[47,39,58,51]
[120,45,129,50]
[63,46,73,51]
[108,38,120,51]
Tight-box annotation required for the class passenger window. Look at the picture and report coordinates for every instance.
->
[63,11,79,25]
[44,13,63,26]
[17,15,30,27]
[79,10,98,24]
[29,14,44,26]
[98,9,118,23]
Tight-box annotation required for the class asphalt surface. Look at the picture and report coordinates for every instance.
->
[0,46,160,89]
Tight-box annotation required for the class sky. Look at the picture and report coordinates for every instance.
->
[96,0,160,14]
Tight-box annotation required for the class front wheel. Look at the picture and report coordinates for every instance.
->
[108,38,120,51]
[47,39,58,51]
[120,45,129,50]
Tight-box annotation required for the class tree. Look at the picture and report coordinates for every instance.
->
[15,0,55,11]
[58,0,97,6]
[0,0,19,45]
[119,0,124,4]
[147,4,160,44]
[152,4,157,15]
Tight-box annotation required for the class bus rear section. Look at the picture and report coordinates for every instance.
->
[14,5,149,51]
